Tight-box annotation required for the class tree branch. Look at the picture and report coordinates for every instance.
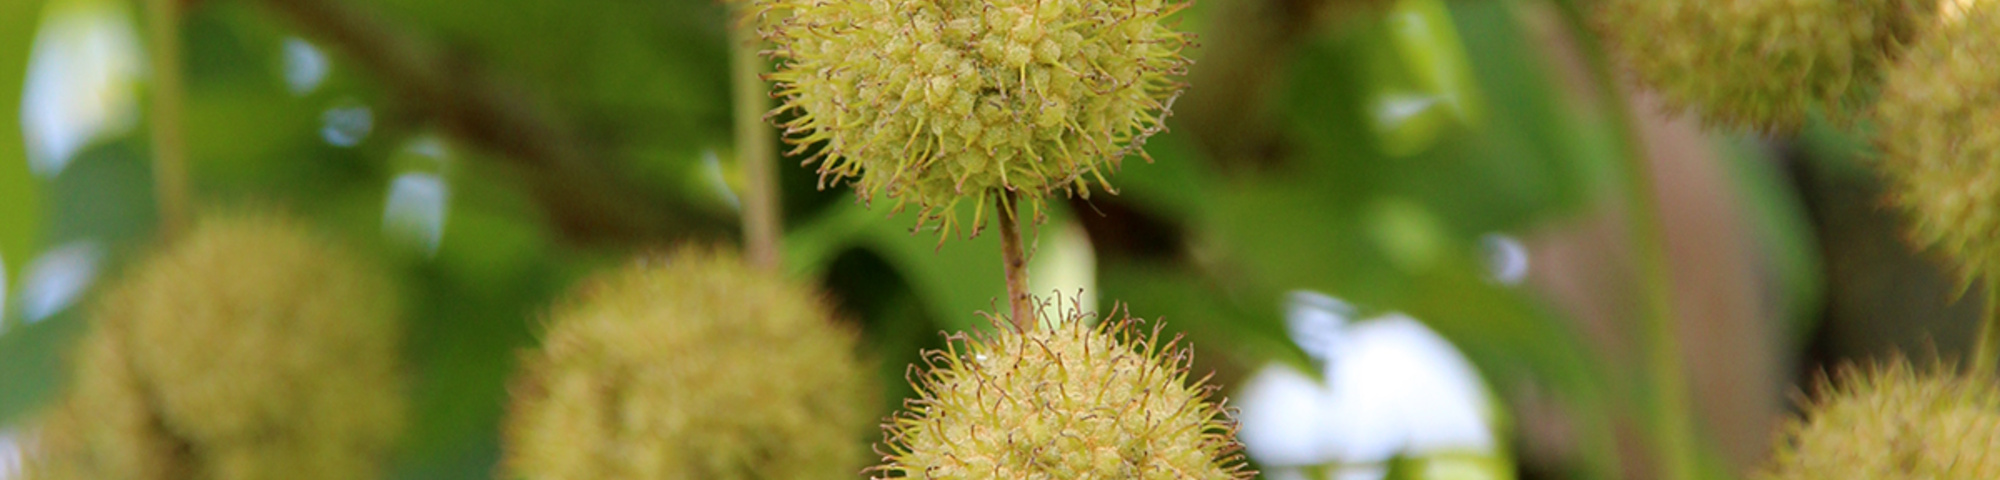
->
[258,0,731,243]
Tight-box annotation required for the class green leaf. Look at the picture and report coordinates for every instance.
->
[1186,5,1630,476]
[0,310,85,425]
[1387,451,1516,480]
[1113,131,1217,219]
[1096,260,1311,372]
[0,137,161,425]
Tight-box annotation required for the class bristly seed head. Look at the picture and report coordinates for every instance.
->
[502,246,874,480]
[21,212,405,480]
[1597,0,1928,131]
[1872,2,2000,284]
[759,0,1194,236]
[1755,357,2000,480]
[873,302,1252,479]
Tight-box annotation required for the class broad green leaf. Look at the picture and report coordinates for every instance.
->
[1096,259,1310,372]
[0,137,159,424]
[1113,131,1216,220]
[0,309,85,425]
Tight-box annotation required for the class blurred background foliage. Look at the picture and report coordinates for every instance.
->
[0,0,1975,478]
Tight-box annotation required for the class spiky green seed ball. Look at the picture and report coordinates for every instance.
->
[1756,359,2000,479]
[764,0,1193,232]
[874,308,1251,479]
[1598,0,1924,131]
[1873,3,2000,282]
[502,247,872,480]
[24,213,406,480]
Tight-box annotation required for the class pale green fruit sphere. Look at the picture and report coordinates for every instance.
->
[763,0,1193,233]
[24,212,406,480]
[1873,2,2000,282]
[1599,0,1925,131]
[1757,359,2000,480]
[503,246,874,480]
[875,307,1251,479]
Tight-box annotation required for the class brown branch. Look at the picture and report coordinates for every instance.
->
[257,0,730,243]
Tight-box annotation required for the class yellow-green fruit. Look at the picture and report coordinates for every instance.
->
[1756,360,2000,479]
[503,247,872,480]
[875,309,1251,479]
[22,331,188,480]
[1598,0,1924,130]
[1873,3,2000,282]
[25,213,405,480]
[765,0,1193,232]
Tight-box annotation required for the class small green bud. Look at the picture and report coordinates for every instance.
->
[502,246,873,480]
[1756,358,2000,479]
[24,212,406,480]
[1872,2,2000,282]
[873,305,1251,479]
[1598,0,1926,131]
[763,0,1193,233]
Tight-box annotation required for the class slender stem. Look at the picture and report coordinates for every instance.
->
[1552,2,1698,480]
[728,12,781,271]
[995,191,1035,331]
[1974,272,2000,378]
[145,0,190,236]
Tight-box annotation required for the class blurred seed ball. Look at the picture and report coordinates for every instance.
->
[26,212,406,480]
[1756,359,2000,479]
[1873,2,2000,283]
[503,247,872,480]
[874,305,1252,479]
[764,0,1194,232]
[22,331,187,480]
[1597,0,1926,131]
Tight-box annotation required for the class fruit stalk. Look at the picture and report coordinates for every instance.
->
[729,9,781,271]
[996,191,1034,330]
[144,0,190,235]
